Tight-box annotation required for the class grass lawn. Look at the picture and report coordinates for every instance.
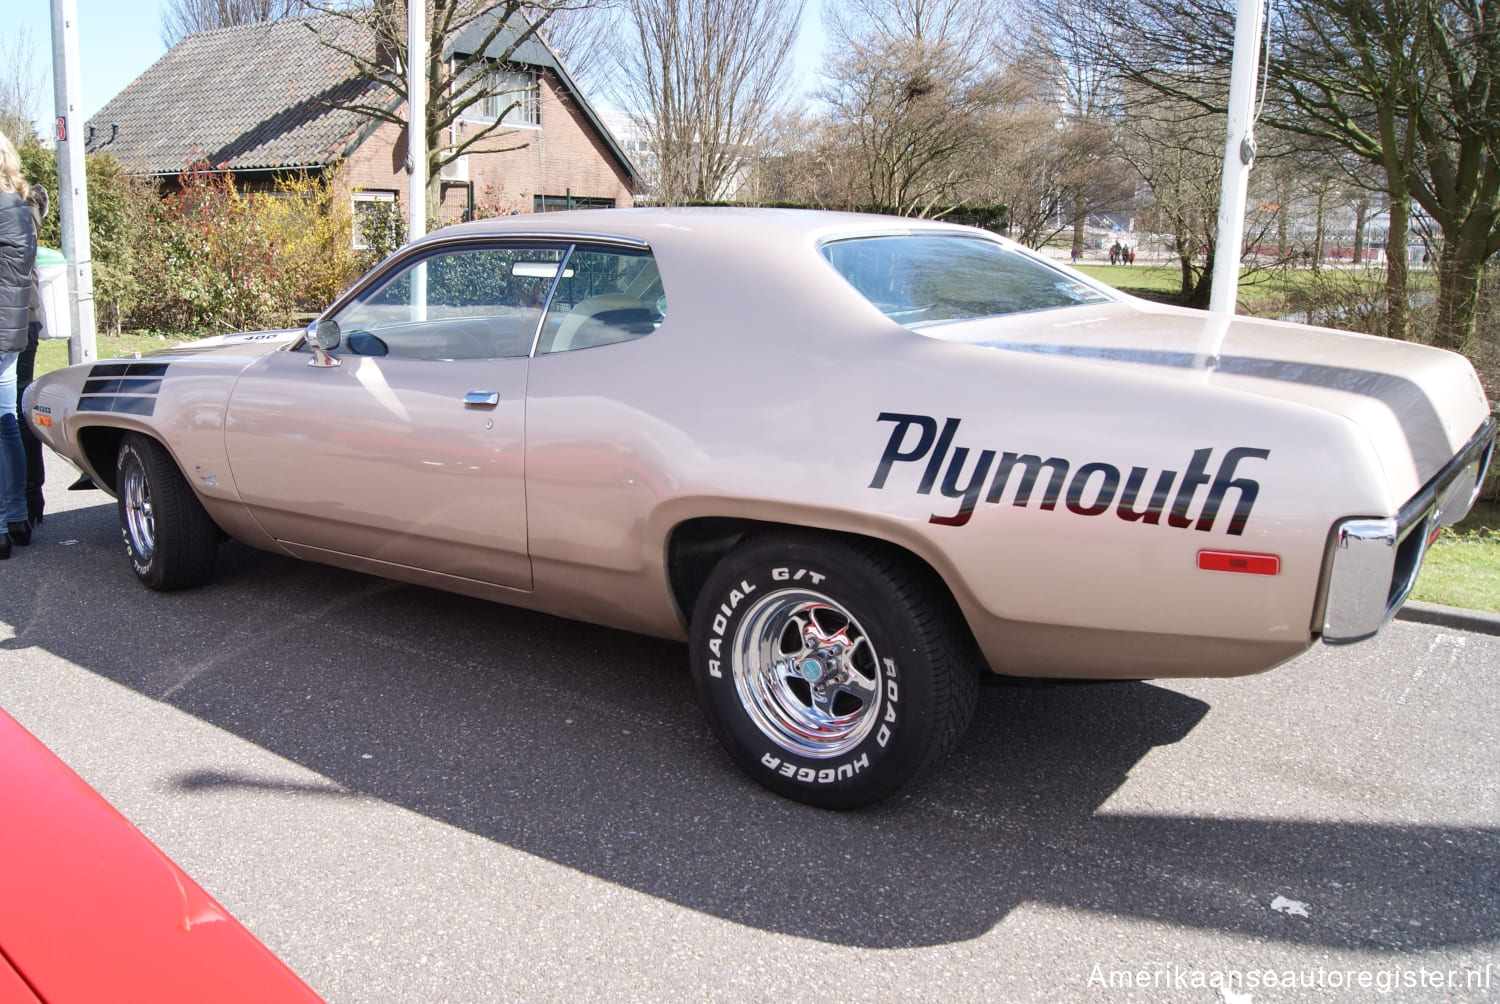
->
[35,332,192,378]
[1412,501,1500,614]
[1073,262,1410,317]
[1073,263,1185,296]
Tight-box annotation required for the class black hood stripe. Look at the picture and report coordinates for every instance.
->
[79,361,169,417]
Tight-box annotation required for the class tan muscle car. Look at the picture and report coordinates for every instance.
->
[24,208,1496,808]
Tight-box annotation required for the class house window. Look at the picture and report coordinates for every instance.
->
[459,63,540,127]
[351,190,401,251]
[534,195,617,212]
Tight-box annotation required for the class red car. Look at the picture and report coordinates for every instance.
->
[0,710,323,1003]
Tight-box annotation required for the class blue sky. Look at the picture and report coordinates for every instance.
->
[14,1,170,128]
[11,0,826,134]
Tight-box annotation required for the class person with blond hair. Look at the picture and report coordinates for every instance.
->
[0,129,37,559]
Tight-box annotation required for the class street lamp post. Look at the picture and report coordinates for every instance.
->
[1208,0,1267,317]
[48,0,97,363]
[408,0,426,241]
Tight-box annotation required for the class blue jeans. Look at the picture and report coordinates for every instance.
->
[0,351,25,524]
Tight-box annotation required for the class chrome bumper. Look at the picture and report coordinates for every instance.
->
[1321,416,1496,644]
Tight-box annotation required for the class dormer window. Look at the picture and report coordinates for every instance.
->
[458,61,540,127]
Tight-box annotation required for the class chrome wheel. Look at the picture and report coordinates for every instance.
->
[731,589,883,759]
[115,434,219,591]
[121,453,155,563]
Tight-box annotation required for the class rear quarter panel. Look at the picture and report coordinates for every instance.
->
[523,231,1384,678]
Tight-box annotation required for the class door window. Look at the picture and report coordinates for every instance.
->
[332,245,568,360]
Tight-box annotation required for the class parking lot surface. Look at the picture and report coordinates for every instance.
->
[1,455,1496,1002]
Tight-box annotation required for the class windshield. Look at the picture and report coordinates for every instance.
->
[821,234,1114,328]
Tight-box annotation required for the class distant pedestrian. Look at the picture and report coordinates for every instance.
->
[0,129,38,558]
[1070,246,1079,264]
[1128,249,1136,265]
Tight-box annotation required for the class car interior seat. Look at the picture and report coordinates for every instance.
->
[547,293,657,353]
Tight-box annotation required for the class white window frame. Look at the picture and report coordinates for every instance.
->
[457,61,541,129]
[351,190,398,250]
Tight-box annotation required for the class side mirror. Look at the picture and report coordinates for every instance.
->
[306,319,342,368]
[314,319,341,350]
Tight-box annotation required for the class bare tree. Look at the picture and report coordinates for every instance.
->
[962,51,1135,249]
[1,28,46,143]
[1063,0,1500,349]
[747,109,862,208]
[1120,88,1225,306]
[597,0,804,203]
[535,1,622,92]
[308,0,591,219]
[959,64,1068,245]
[1019,0,1132,254]
[160,0,308,47]
[824,0,997,65]
[819,0,1004,215]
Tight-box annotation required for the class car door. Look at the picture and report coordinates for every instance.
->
[222,242,568,590]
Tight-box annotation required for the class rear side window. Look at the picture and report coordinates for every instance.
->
[821,234,1113,328]
[535,247,665,354]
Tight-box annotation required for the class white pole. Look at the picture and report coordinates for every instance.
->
[49,0,97,363]
[1208,0,1266,316]
[406,0,427,322]
[407,0,427,241]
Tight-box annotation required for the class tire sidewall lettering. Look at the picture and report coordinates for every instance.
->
[699,560,903,788]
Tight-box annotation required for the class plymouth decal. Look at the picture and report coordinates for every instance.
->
[870,412,1269,533]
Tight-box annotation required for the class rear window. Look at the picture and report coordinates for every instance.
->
[820,234,1114,328]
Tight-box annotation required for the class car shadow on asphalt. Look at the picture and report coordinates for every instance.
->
[4,500,1497,951]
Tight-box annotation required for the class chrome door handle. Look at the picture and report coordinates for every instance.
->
[463,391,500,407]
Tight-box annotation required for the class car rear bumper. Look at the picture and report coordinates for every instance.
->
[1321,416,1496,644]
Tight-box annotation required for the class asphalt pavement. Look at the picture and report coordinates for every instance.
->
[1,452,1496,1003]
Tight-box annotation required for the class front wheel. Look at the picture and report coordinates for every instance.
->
[690,534,979,809]
[116,433,219,590]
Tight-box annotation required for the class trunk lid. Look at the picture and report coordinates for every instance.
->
[929,298,1492,505]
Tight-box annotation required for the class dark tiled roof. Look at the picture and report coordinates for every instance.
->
[85,15,384,176]
[85,12,640,188]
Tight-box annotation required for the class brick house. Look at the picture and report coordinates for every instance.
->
[84,13,640,236]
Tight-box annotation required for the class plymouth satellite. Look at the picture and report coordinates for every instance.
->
[24,208,1495,808]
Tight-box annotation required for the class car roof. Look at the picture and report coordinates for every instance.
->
[418,206,990,252]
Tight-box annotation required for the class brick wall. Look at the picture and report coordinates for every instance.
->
[340,69,635,227]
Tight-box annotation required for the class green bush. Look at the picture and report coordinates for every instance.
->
[18,143,156,334]
[132,167,359,335]
[356,199,407,274]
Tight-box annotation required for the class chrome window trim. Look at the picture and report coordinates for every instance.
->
[311,232,653,330]
[526,243,576,358]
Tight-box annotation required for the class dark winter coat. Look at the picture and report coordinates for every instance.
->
[0,189,38,354]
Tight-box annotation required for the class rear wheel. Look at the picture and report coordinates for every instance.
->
[116,433,219,590]
[690,533,979,809]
